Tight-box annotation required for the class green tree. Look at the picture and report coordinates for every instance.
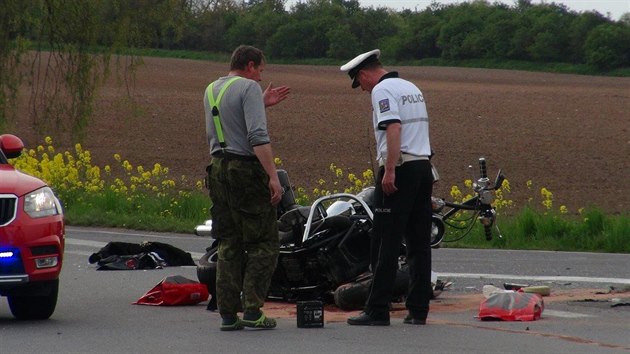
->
[2,0,142,143]
[478,5,519,59]
[179,0,240,52]
[326,24,360,59]
[266,19,328,58]
[437,3,488,59]
[584,23,630,69]
[566,11,608,63]
[225,0,287,51]
[387,9,443,60]
[0,0,30,131]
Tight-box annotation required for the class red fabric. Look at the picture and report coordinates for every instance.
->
[134,275,209,306]
[478,292,544,321]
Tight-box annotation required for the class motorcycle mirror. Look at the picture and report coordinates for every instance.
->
[493,169,505,190]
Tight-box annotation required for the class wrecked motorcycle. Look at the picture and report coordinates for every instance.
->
[195,170,408,310]
[429,157,505,247]
[196,158,505,310]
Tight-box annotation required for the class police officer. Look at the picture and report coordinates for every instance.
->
[204,45,290,331]
[341,49,433,326]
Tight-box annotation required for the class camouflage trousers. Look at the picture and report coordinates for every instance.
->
[207,157,279,317]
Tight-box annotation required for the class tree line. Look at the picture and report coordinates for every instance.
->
[1,0,628,140]
[130,0,630,70]
[5,0,630,67]
[128,0,630,69]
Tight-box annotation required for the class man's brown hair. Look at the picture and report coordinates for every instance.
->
[230,45,265,70]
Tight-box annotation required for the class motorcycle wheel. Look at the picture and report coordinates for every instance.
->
[430,216,445,248]
[197,247,218,311]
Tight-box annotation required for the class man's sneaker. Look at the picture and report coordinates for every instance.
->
[403,314,427,325]
[220,316,244,331]
[347,312,390,326]
[241,312,277,329]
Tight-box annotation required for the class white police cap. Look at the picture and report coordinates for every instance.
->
[340,49,381,88]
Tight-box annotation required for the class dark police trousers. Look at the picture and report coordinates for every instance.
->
[206,157,279,317]
[365,159,433,319]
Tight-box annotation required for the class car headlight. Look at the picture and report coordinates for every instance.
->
[24,187,62,218]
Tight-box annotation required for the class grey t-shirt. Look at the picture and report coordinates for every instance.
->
[204,76,270,156]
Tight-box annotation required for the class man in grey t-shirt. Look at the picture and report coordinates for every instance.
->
[203,45,290,331]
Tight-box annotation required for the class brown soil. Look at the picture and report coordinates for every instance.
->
[11,56,630,214]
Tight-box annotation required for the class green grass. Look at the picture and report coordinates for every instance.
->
[62,187,630,254]
[440,207,630,253]
[63,189,211,233]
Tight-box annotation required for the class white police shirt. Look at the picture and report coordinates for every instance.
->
[371,72,431,161]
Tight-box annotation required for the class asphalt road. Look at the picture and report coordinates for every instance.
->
[0,226,628,354]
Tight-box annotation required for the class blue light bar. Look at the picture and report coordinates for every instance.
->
[0,251,15,258]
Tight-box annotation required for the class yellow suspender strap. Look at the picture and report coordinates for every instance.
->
[207,76,241,149]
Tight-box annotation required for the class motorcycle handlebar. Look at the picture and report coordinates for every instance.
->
[479,158,487,179]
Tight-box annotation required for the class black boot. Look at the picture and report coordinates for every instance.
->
[347,311,390,326]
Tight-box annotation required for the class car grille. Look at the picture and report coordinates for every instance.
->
[0,195,18,226]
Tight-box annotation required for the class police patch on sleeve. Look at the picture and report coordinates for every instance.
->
[379,99,390,113]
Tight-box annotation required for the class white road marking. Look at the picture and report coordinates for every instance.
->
[66,226,201,240]
[543,310,593,318]
[438,272,630,285]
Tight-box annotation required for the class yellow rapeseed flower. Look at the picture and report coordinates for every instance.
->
[152,163,163,176]
[500,178,511,192]
[450,186,462,200]
[540,187,553,209]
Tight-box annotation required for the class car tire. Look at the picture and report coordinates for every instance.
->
[197,247,218,311]
[8,279,59,320]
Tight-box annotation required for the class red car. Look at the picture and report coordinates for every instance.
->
[0,134,65,320]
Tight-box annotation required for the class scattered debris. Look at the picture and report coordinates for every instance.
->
[610,298,630,308]
[89,241,195,270]
[478,292,544,321]
[504,283,530,291]
[134,275,208,306]
[596,285,630,295]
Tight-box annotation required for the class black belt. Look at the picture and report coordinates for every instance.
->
[212,151,258,161]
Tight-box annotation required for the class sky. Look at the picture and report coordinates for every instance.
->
[284,0,630,20]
